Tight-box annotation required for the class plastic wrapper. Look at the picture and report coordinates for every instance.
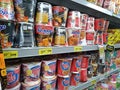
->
[41,76,56,90]
[57,76,70,90]
[6,65,20,89]
[79,30,87,46]
[86,17,95,31]
[80,68,87,82]
[52,6,68,27]
[0,21,15,48]
[87,65,93,78]
[35,25,54,47]
[22,62,41,82]
[14,0,36,5]
[67,28,80,46]
[94,31,103,45]
[53,27,67,46]
[57,58,72,76]
[15,3,36,22]
[86,31,95,45]
[42,59,57,78]
[66,11,81,28]
[80,14,88,29]
[5,83,21,90]
[35,2,53,26]
[103,0,111,9]
[81,55,89,68]
[14,22,35,47]
[0,0,14,20]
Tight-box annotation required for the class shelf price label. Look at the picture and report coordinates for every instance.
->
[91,79,96,85]
[74,46,82,52]
[39,48,52,55]
[3,51,18,59]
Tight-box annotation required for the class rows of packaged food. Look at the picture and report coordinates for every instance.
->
[87,0,120,15]
[5,48,120,90]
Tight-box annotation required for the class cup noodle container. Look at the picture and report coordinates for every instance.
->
[80,14,88,29]
[67,28,80,46]
[103,0,111,9]
[66,11,81,28]
[5,83,21,90]
[57,58,72,76]
[52,6,68,27]
[57,76,70,90]
[94,31,103,45]
[86,17,95,31]
[86,31,95,45]
[42,59,57,78]
[22,79,41,90]
[70,56,82,72]
[35,25,54,47]
[6,65,20,89]
[22,62,41,82]
[0,0,14,20]
[81,55,89,68]
[35,2,53,26]
[80,68,87,82]
[70,72,80,86]
[41,76,57,90]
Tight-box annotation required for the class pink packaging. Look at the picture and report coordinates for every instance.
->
[22,79,41,90]
[57,58,72,76]
[42,59,57,78]
[6,65,20,89]
[86,31,95,45]
[22,62,41,82]
[103,0,111,9]
[41,76,57,90]
[5,83,21,90]
[80,14,89,29]
[86,17,95,31]
[66,11,81,28]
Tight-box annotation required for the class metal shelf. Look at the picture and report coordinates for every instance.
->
[69,68,120,90]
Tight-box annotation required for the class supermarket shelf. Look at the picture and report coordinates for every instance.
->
[38,0,120,28]
[69,68,120,90]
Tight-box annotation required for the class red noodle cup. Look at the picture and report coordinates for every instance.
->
[52,6,68,27]
[5,83,21,90]
[35,2,53,26]
[70,56,82,72]
[22,79,41,90]
[6,65,20,89]
[81,55,89,68]
[41,76,57,90]
[104,21,109,32]
[70,72,80,86]
[66,11,81,28]
[86,17,95,31]
[57,58,72,76]
[57,76,70,90]
[42,59,57,78]
[103,32,108,44]
[80,14,88,29]
[86,31,95,45]
[22,62,41,82]
[80,68,87,82]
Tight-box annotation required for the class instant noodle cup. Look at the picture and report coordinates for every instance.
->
[86,17,95,31]
[80,68,87,82]
[22,62,41,82]
[57,75,70,90]
[66,11,81,28]
[53,27,67,46]
[0,0,14,20]
[70,72,80,86]
[81,55,89,68]
[70,56,82,72]
[0,21,15,49]
[22,79,41,90]
[5,83,21,90]
[80,14,88,29]
[52,6,68,27]
[14,0,36,5]
[42,59,57,78]
[57,58,72,76]
[35,25,54,47]
[86,31,95,45]
[6,65,20,89]
[67,28,80,46]
[35,2,53,26]
[41,76,57,90]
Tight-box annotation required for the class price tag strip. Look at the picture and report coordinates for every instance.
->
[3,51,18,59]
[39,48,52,55]
[74,46,82,52]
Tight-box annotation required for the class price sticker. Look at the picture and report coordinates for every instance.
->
[3,51,18,59]
[0,54,5,69]
[1,69,6,77]
[39,48,52,55]
[74,46,82,52]
[91,79,96,85]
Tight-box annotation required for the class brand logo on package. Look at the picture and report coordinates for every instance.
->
[62,78,70,86]
[47,62,56,76]
[61,61,70,71]
[72,30,80,35]
[0,25,6,31]
[76,60,81,68]
[74,74,80,82]
[30,66,40,79]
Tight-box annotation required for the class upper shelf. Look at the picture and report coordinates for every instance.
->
[38,0,120,28]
